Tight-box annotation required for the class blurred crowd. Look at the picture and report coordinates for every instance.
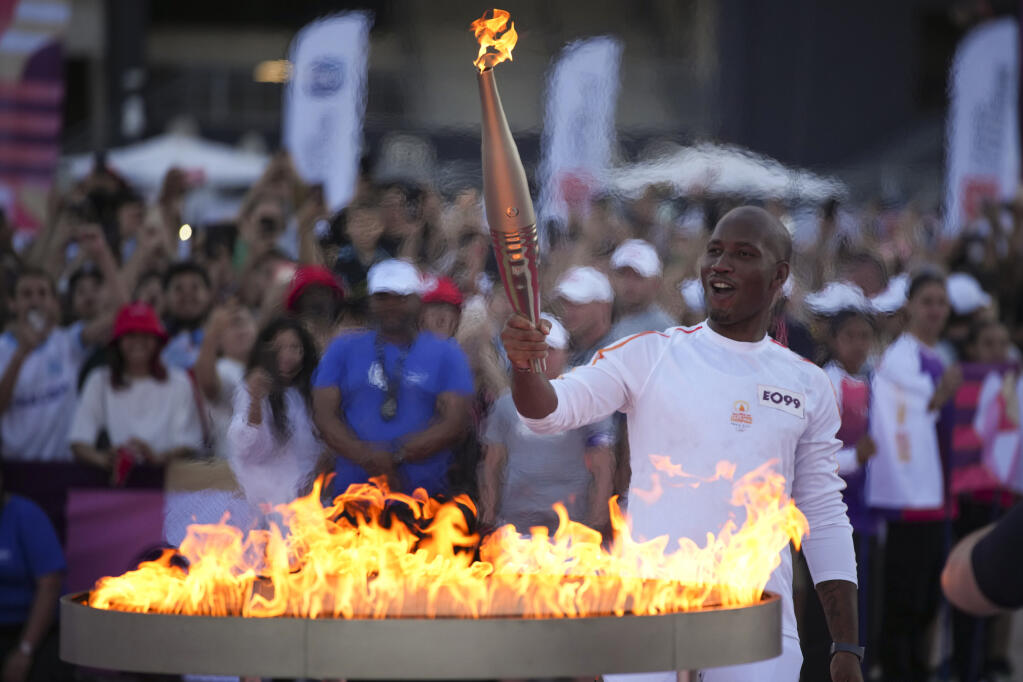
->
[1,149,1022,682]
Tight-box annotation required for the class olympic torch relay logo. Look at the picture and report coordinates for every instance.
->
[731,401,753,431]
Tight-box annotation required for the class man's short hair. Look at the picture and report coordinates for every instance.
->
[68,265,104,295]
[13,265,57,297]
[163,261,211,291]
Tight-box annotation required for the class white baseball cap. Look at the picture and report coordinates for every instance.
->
[804,281,876,316]
[554,266,614,304]
[540,313,569,350]
[367,259,424,296]
[947,272,992,316]
[610,239,662,278]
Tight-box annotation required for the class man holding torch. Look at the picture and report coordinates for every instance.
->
[502,208,862,682]
[473,11,860,681]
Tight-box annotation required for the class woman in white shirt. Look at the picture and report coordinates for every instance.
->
[70,303,204,476]
[227,317,322,509]
[868,269,962,682]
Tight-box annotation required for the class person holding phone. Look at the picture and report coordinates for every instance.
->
[227,317,322,508]
[0,224,125,462]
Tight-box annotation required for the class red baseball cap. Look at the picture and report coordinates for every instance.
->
[111,302,168,344]
[285,266,345,312]
[421,276,463,309]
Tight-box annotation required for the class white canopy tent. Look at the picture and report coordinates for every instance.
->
[66,133,269,191]
[608,142,846,203]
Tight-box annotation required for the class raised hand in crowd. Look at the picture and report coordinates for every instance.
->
[296,184,328,266]
[194,301,240,402]
[75,222,128,346]
[245,368,274,413]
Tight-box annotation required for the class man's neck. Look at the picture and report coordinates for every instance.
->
[707,315,769,343]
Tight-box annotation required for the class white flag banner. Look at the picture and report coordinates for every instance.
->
[284,11,373,211]
[944,18,1019,237]
[536,36,622,239]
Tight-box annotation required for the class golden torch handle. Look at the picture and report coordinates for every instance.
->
[477,67,545,373]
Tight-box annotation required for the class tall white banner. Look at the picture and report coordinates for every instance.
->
[536,36,622,239]
[944,18,1019,236]
[284,12,373,211]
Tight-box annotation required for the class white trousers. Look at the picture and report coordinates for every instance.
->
[604,633,802,682]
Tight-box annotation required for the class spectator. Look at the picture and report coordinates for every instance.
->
[69,303,204,474]
[66,265,103,325]
[284,265,346,352]
[868,268,961,682]
[953,317,1017,682]
[553,266,617,366]
[227,317,321,508]
[420,276,463,340]
[332,199,389,301]
[819,291,882,669]
[194,303,258,459]
[608,239,676,339]
[235,192,289,272]
[943,271,995,364]
[133,269,165,317]
[0,208,21,328]
[113,188,146,263]
[0,225,124,462]
[479,314,615,535]
[161,261,212,370]
[240,248,293,314]
[0,465,67,681]
[312,259,473,497]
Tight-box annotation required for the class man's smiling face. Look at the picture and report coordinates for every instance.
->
[699,208,789,330]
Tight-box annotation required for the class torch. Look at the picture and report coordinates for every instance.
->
[472,9,545,373]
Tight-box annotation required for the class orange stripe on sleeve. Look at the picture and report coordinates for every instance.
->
[590,329,670,365]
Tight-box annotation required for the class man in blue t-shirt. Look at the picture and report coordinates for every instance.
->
[312,259,474,497]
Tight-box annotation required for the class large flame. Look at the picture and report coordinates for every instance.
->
[88,459,807,619]
[471,8,518,72]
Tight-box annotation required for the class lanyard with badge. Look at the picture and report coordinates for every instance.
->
[374,333,410,421]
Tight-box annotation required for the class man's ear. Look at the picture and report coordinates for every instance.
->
[774,261,791,291]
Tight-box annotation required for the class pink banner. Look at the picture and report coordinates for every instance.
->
[65,489,166,594]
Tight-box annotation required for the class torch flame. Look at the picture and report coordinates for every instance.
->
[471,9,518,72]
[88,460,807,619]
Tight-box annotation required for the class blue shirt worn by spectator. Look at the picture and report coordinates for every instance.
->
[161,328,204,370]
[313,330,474,497]
[0,495,65,625]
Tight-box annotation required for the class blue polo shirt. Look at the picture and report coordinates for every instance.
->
[313,330,474,497]
[0,495,65,625]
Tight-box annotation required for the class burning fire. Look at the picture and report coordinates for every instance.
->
[471,8,518,72]
[88,459,807,619]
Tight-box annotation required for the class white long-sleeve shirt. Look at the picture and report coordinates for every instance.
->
[521,322,856,640]
[227,385,322,508]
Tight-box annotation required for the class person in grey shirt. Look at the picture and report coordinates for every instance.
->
[479,314,615,535]
[608,239,677,339]
[553,266,619,367]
